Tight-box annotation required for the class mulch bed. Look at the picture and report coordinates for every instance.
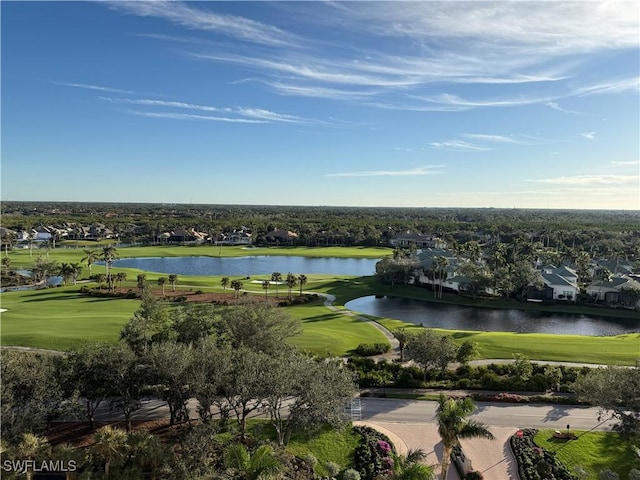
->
[46,419,179,447]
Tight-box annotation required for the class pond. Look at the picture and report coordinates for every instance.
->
[345,295,640,336]
[107,256,379,277]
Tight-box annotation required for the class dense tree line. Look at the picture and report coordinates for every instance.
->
[2,202,639,259]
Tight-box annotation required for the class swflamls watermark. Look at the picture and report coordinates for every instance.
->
[2,459,77,474]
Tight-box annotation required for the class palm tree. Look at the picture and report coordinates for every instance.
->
[137,274,147,292]
[16,433,51,480]
[221,276,230,291]
[436,394,494,479]
[298,274,307,296]
[126,430,166,480]
[58,263,72,286]
[157,276,167,295]
[262,280,270,299]
[393,328,410,362]
[81,248,100,276]
[168,273,178,292]
[393,448,435,480]
[101,245,119,291]
[223,444,281,480]
[231,279,243,298]
[92,426,128,479]
[271,272,282,297]
[435,256,449,299]
[285,272,297,299]
[70,262,83,285]
[1,256,11,275]
[115,272,127,292]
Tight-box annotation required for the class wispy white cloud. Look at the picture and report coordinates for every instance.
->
[107,1,298,47]
[581,132,597,140]
[430,140,490,152]
[545,101,579,114]
[326,166,444,177]
[124,109,268,124]
[528,175,638,185]
[610,160,640,166]
[463,134,518,144]
[101,96,318,124]
[55,82,134,94]
[572,77,640,97]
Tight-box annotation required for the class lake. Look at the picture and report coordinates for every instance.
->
[108,256,379,277]
[345,295,640,336]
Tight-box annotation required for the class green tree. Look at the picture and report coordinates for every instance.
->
[191,340,232,423]
[231,279,243,298]
[120,290,172,355]
[101,245,119,292]
[406,329,458,379]
[285,272,297,299]
[392,448,435,480]
[107,344,146,432]
[69,262,83,285]
[136,273,147,292]
[157,276,168,295]
[168,273,178,291]
[574,366,640,438]
[81,249,99,277]
[262,279,270,299]
[15,433,51,480]
[456,341,480,366]
[218,303,302,355]
[393,328,410,362]
[92,426,129,479]
[145,342,195,426]
[221,276,230,291]
[271,272,282,297]
[223,444,281,480]
[436,394,495,480]
[298,274,308,295]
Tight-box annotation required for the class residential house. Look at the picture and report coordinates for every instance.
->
[529,265,579,301]
[390,231,444,249]
[265,229,299,245]
[586,274,640,303]
[221,229,253,245]
[167,228,208,244]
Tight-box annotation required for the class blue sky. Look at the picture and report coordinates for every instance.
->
[2,1,639,209]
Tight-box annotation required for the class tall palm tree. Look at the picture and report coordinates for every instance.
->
[298,274,307,296]
[81,248,99,276]
[137,274,147,292]
[221,276,230,291]
[69,262,83,285]
[115,272,127,292]
[271,272,282,297]
[58,263,72,286]
[285,272,297,299]
[157,276,167,295]
[262,280,270,299]
[101,245,119,291]
[231,279,243,298]
[435,256,449,299]
[17,433,51,480]
[436,394,494,479]
[92,426,128,479]
[393,328,410,362]
[168,273,178,292]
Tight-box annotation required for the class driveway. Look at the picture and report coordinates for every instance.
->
[357,421,518,480]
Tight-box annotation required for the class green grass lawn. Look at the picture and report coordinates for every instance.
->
[2,246,639,363]
[0,286,140,350]
[534,429,639,479]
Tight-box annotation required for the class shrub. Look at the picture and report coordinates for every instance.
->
[354,343,390,356]
[343,469,361,480]
[465,471,484,480]
[325,461,341,477]
[628,469,640,480]
[353,425,394,480]
[599,470,620,480]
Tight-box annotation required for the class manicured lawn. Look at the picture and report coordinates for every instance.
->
[0,286,140,350]
[286,425,360,474]
[534,429,639,479]
[377,318,639,365]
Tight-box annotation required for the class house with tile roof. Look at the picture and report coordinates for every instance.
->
[586,274,640,303]
[529,265,579,301]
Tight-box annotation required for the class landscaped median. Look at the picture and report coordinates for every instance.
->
[510,428,639,480]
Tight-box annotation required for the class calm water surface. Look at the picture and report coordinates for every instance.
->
[109,256,378,277]
[345,295,640,336]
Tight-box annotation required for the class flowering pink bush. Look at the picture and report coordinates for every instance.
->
[382,456,394,469]
[376,440,392,454]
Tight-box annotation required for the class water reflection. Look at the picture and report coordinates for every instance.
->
[345,295,639,336]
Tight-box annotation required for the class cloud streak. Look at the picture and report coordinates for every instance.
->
[529,175,638,185]
[55,82,134,94]
[326,166,444,177]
